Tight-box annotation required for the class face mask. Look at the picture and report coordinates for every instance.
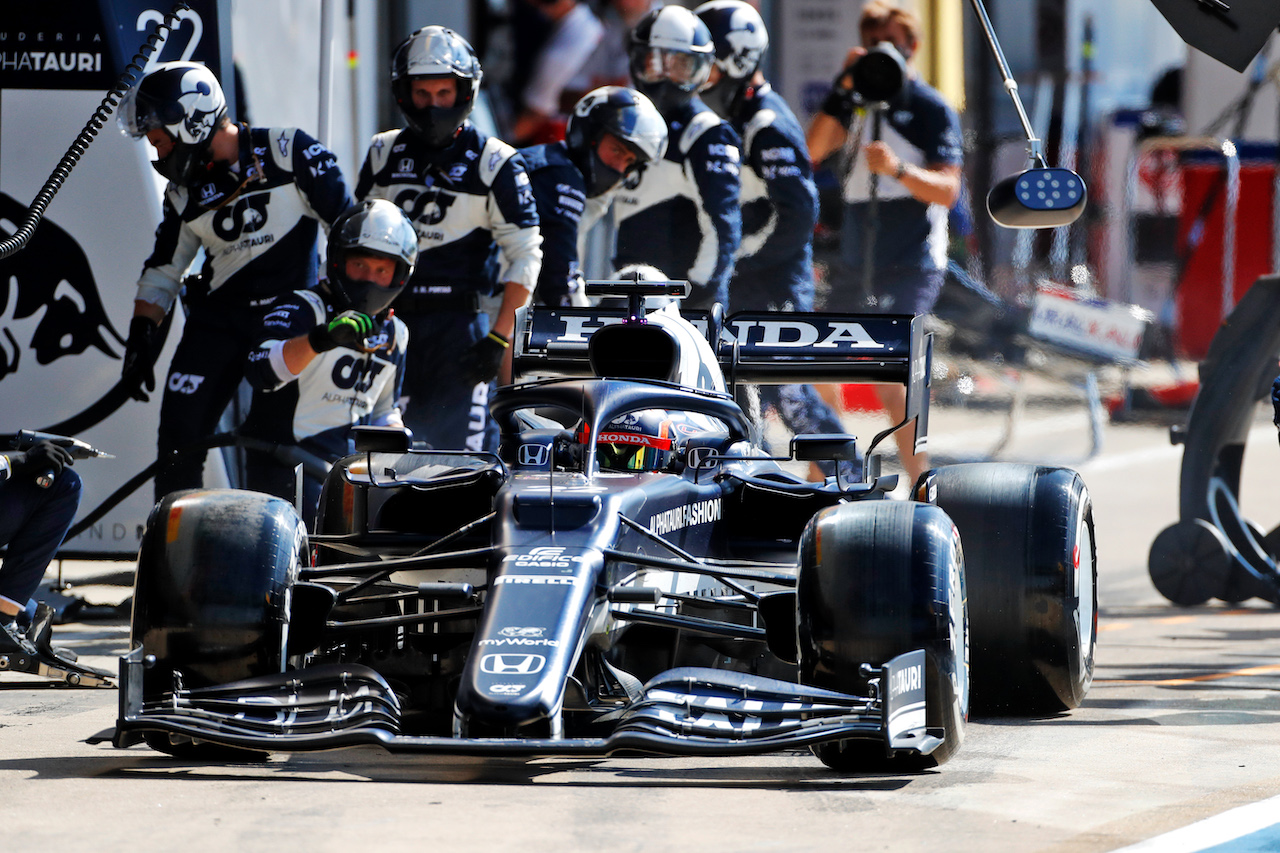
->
[152,141,213,189]
[584,148,626,198]
[340,279,404,318]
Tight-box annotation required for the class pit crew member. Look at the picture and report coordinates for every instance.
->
[0,441,80,654]
[240,201,417,527]
[355,26,542,452]
[613,5,742,311]
[521,86,667,307]
[696,0,847,480]
[119,62,353,501]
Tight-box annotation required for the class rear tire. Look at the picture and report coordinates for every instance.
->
[797,501,968,772]
[132,489,306,758]
[923,463,1096,716]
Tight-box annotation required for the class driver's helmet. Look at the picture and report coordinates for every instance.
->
[628,6,715,114]
[564,86,668,197]
[694,0,769,119]
[592,409,729,472]
[118,61,227,187]
[326,200,419,317]
[390,26,483,148]
[593,409,677,472]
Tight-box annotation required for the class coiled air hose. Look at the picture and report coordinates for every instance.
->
[0,1,193,259]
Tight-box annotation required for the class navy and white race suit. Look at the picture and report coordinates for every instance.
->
[355,123,541,451]
[724,83,846,467]
[241,287,408,524]
[611,98,741,310]
[728,82,819,314]
[520,141,612,307]
[136,126,352,500]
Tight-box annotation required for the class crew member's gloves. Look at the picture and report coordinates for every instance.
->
[460,331,510,384]
[308,310,374,352]
[122,316,159,402]
[6,441,74,482]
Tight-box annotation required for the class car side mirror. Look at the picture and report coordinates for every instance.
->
[791,434,859,462]
[987,166,1087,229]
[352,425,411,453]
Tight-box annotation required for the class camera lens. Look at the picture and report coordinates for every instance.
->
[852,42,907,102]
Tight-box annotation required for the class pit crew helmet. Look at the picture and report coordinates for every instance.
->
[325,200,420,318]
[565,86,669,197]
[391,26,483,149]
[118,61,227,187]
[594,409,677,472]
[628,6,715,114]
[694,0,769,119]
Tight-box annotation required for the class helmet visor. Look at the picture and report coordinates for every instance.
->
[631,48,712,91]
[608,107,668,166]
[395,28,480,82]
[117,86,183,139]
[332,203,420,268]
[595,429,674,472]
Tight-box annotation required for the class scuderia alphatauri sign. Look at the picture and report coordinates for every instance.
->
[0,3,231,92]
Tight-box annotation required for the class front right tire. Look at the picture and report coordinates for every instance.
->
[797,500,968,772]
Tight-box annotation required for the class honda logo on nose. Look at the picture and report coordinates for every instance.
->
[481,653,546,675]
[519,443,551,466]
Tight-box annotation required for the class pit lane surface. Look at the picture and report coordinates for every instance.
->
[5,383,1280,853]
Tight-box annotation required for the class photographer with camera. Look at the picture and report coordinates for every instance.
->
[0,441,81,653]
[805,1,962,483]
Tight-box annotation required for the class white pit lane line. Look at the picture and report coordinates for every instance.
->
[1109,795,1280,852]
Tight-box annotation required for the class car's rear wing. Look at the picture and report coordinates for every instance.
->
[512,304,932,448]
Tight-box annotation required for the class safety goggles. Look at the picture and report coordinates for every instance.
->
[630,47,712,92]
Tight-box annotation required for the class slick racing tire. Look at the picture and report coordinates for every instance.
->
[922,463,1096,716]
[132,489,306,758]
[798,501,968,772]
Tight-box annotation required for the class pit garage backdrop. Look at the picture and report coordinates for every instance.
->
[0,1,232,557]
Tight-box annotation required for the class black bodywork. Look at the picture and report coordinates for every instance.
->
[108,289,1092,769]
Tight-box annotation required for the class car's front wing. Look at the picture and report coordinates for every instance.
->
[102,647,940,759]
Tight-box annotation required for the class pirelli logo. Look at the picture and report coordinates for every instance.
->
[649,498,722,535]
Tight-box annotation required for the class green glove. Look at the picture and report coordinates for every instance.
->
[308,310,375,352]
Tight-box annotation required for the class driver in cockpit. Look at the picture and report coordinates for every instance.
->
[590,409,729,472]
